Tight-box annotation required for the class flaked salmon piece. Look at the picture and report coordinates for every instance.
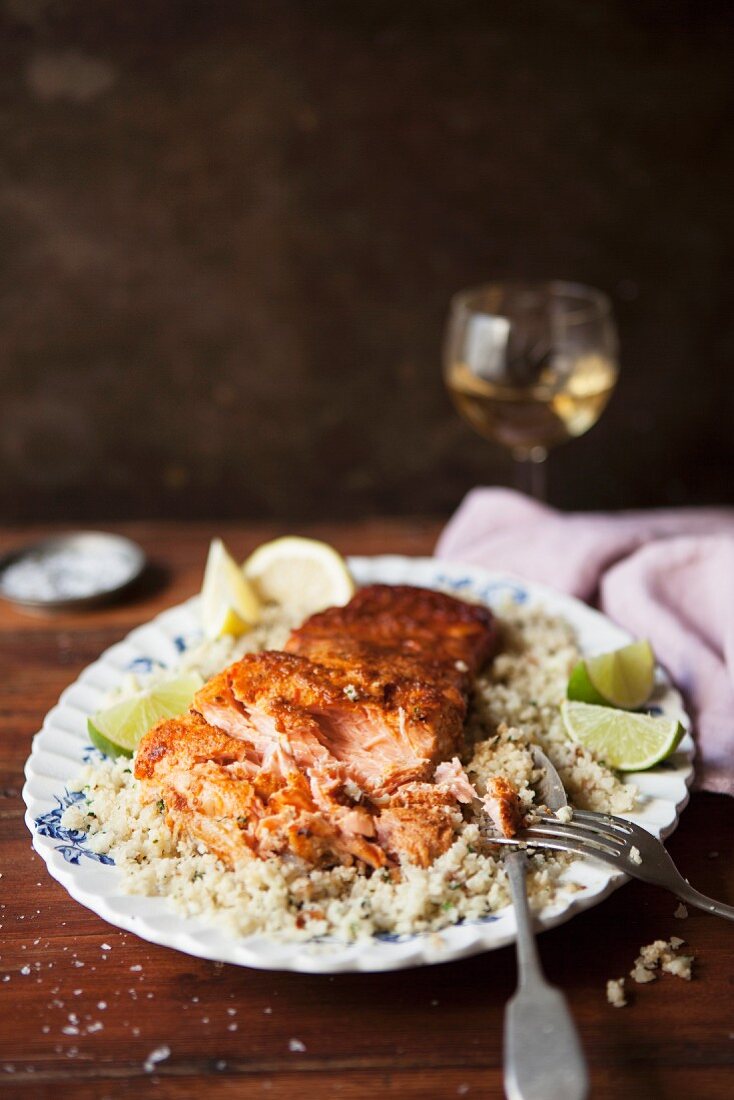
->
[134,714,266,865]
[258,769,387,869]
[199,649,464,795]
[483,776,523,838]
[161,761,267,864]
[193,659,344,778]
[308,769,375,837]
[374,782,462,868]
[257,808,386,868]
[135,711,259,780]
[135,714,386,870]
[434,757,478,804]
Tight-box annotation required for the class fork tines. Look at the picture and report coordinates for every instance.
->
[491,810,637,860]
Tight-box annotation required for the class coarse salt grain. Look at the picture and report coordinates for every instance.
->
[143,1045,171,1073]
[288,1039,306,1053]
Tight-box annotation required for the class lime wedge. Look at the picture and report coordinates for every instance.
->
[561,700,684,771]
[88,673,204,758]
[243,536,355,615]
[566,661,608,706]
[567,640,655,709]
[201,538,261,639]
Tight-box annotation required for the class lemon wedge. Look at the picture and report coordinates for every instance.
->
[88,673,204,758]
[243,536,355,616]
[201,538,261,639]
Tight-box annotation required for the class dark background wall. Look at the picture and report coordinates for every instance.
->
[1,0,732,523]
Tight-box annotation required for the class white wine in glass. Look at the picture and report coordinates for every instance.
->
[444,281,619,499]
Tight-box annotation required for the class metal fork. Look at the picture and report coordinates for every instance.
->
[493,804,734,922]
[501,747,589,1100]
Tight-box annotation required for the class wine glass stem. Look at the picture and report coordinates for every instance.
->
[513,448,548,501]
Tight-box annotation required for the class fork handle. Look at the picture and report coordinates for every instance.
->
[675,882,734,922]
[504,852,589,1100]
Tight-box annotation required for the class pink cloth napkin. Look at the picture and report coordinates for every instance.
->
[436,488,734,794]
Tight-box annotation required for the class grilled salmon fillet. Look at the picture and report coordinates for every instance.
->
[195,585,498,796]
[135,583,518,871]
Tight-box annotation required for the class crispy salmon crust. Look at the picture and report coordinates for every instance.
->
[135,584,518,871]
[286,584,498,676]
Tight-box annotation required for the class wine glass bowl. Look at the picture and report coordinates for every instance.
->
[444,281,619,497]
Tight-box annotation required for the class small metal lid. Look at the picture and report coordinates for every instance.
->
[0,531,147,612]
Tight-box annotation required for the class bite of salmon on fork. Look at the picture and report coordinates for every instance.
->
[134,583,521,870]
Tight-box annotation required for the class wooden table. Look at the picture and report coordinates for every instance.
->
[1,520,732,1099]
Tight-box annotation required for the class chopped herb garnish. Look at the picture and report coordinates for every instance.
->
[156,799,165,813]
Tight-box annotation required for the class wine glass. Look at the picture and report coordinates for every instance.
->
[443,280,619,499]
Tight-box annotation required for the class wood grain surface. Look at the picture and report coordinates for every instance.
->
[1,520,732,1099]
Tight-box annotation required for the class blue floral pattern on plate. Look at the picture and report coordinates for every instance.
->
[82,744,107,764]
[34,789,114,867]
[434,573,528,606]
[126,634,191,674]
[127,655,166,674]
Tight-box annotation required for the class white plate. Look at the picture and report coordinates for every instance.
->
[23,556,694,973]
